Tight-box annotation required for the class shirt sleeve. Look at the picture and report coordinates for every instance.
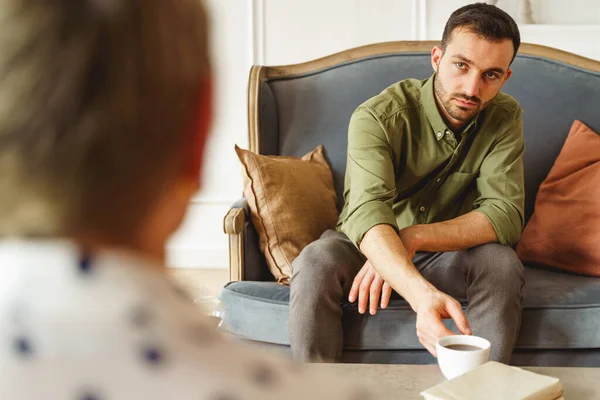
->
[473,107,525,247]
[339,106,399,248]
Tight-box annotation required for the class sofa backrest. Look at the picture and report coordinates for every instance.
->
[252,42,600,222]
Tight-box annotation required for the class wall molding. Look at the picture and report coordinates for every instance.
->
[415,0,427,40]
[411,0,418,40]
[251,0,265,65]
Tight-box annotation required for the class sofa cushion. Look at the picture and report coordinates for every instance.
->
[221,267,600,350]
[517,120,600,277]
[235,145,338,285]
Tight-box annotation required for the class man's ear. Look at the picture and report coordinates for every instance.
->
[503,67,513,84]
[431,46,443,73]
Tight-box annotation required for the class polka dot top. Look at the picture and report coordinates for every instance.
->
[0,240,377,400]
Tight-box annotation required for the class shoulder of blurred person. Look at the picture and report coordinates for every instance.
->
[0,240,375,399]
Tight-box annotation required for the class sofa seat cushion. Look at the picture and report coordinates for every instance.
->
[221,267,600,350]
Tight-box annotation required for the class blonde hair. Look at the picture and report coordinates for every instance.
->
[0,0,210,238]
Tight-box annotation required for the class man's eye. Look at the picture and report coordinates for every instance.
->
[486,72,499,80]
[455,62,466,69]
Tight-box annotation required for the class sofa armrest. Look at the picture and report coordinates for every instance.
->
[223,198,271,282]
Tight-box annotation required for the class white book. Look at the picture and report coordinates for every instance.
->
[421,361,564,400]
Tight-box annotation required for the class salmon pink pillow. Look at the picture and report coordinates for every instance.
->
[517,120,600,276]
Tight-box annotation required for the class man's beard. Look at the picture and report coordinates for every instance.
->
[433,71,491,122]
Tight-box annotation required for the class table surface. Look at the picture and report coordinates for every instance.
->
[312,363,600,399]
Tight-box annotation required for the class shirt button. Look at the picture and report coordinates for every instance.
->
[436,178,441,183]
[419,206,426,212]
[436,132,442,138]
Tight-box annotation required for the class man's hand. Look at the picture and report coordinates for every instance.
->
[354,223,472,358]
[349,261,472,355]
[348,260,392,315]
[413,288,472,357]
[348,226,420,315]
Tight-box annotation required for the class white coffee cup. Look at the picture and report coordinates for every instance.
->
[436,335,491,380]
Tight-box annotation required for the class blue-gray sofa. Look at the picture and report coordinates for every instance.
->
[221,41,600,366]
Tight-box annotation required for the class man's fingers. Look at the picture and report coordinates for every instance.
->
[417,330,438,357]
[422,340,437,358]
[348,262,370,303]
[416,318,441,357]
[433,319,456,338]
[417,329,436,352]
[426,311,455,340]
[369,274,384,315]
[446,300,472,335]
[415,293,469,358]
[358,270,376,314]
[381,282,392,309]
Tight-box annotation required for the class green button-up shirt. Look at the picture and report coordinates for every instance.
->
[337,74,525,248]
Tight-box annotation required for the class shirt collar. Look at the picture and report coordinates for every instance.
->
[421,73,483,141]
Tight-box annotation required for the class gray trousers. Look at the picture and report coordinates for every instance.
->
[289,229,525,363]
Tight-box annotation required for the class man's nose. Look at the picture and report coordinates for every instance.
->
[462,73,482,99]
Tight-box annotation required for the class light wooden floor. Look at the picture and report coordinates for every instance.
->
[167,268,229,299]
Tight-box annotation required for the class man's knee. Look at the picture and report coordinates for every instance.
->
[468,243,525,289]
[291,232,363,288]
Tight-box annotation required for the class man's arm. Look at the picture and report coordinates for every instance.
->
[338,106,400,246]
[472,107,526,247]
[351,210,497,319]
[340,106,471,357]
[401,211,497,254]
[357,224,472,356]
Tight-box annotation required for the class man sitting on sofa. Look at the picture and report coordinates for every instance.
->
[290,3,526,364]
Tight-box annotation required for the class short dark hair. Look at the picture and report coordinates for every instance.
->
[441,3,521,63]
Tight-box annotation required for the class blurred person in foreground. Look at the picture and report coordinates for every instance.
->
[0,1,373,399]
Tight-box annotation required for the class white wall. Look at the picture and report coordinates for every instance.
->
[165,0,251,269]
[263,0,417,64]
[166,0,600,269]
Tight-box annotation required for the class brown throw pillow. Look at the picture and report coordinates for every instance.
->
[235,145,338,285]
[517,120,600,276]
